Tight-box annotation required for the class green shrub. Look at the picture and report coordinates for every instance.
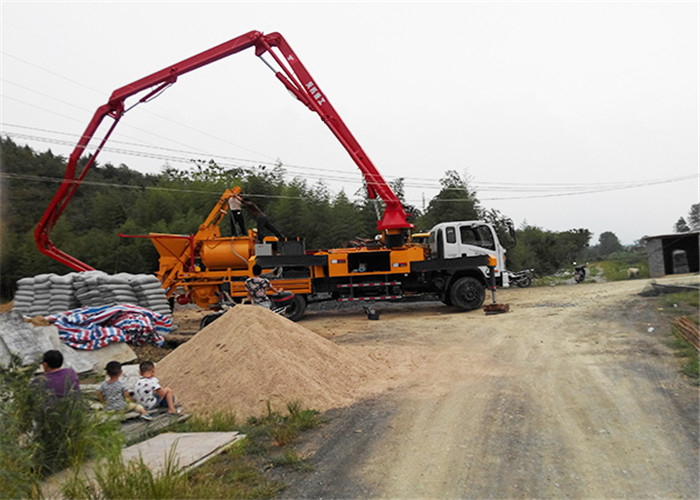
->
[0,356,122,498]
[178,411,238,432]
[592,258,648,281]
[62,446,187,500]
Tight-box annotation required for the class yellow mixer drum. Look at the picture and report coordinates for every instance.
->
[199,237,254,270]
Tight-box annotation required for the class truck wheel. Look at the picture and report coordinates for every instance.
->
[449,277,485,311]
[282,294,307,322]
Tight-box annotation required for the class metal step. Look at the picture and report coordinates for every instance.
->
[336,281,401,288]
[337,295,403,302]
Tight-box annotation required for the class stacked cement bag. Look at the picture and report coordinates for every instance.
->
[28,274,52,317]
[130,274,172,317]
[97,273,140,306]
[12,272,171,318]
[48,273,81,314]
[73,271,110,308]
[11,277,35,314]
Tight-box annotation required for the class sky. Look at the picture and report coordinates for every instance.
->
[1,1,698,246]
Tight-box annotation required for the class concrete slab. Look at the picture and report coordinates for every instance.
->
[0,311,56,368]
[41,431,243,498]
[71,342,137,373]
[121,432,242,474]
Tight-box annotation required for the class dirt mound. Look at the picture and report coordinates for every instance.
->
[156,305,401,419]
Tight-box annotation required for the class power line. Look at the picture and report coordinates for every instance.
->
[3,125,697,197]
[0,171,298,200]
[0,51,105,94]
[5,52,621,194]
[2,164,696,206]
[4,59,696,198]
[1,50,283,161]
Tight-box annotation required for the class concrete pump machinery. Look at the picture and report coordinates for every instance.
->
[35,30,513,321]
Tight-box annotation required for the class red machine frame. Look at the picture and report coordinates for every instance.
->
[35,30,411,272]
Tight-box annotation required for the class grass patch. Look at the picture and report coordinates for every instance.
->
[660,291,700,314]
[244,401,322,449]
[534,274,570,287]
[60,401,322,499]
[270,449,313,471]
[62,448,187,500]
[668,327,699,383]
[0,356,123,499]
[592,259,648,281]
[2,354,322,499]
[656,290,700,384]
[179,410,239,432]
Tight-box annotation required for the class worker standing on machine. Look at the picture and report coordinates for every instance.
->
[241,198,284,243]
[227,190,246,236]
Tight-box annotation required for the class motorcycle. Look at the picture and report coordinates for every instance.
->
[508,269,535,288]
[573,262,587,283]
[199,291,298,329]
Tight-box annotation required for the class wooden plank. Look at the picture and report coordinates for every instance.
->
[673,316,700,351]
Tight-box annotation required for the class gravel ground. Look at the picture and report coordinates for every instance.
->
[264,275,699,499]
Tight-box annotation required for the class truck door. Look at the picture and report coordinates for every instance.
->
[458,223,507,282]
[441,225,462,259]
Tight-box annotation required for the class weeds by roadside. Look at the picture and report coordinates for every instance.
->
[657,290,699,384]
[61,401,322,499]
[669,329,699,383]
[62,448,187,500]
[594,259,648,281]
[0,355,123,498]
[1,352,322,499]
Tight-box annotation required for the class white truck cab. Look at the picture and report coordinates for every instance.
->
[428,221,511,287]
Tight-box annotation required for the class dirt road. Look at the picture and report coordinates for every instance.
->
[273,276,699,498]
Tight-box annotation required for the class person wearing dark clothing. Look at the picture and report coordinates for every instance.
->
[241,198,284,243]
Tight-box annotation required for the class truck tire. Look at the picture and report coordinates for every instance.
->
[449,277,485,311]
[282,294,307,322]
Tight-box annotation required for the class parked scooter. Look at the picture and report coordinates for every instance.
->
[199,291,297,329]
[508,269,535,288]
[573,262,587,283]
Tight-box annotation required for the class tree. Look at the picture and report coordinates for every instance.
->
[327,190,365,245]
[688,203,700,231]
[674,217,690,233]
[388,177,421,223]
[507,225,591,275]
[417,170,481,230]
[598,231,623,257]
[482,208,516,250]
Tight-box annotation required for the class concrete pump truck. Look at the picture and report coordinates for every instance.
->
[35,30,514,321]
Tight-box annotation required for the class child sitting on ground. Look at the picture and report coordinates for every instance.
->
[132,360,178,415]
[98,361,152,420]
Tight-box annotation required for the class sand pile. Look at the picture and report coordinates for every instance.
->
[156,305,389,419]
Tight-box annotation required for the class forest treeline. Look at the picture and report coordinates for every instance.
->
[2,137,612,300]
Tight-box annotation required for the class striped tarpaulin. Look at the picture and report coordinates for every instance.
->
[46,304,171,350]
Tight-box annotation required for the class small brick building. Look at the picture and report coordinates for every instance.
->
[643,231,699,278]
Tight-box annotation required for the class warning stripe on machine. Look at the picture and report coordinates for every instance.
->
[337,295,403,302]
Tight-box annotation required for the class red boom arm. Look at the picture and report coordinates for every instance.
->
[35,30,410,271]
